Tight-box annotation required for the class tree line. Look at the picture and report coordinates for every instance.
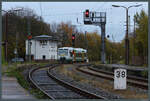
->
[2,7,148,66]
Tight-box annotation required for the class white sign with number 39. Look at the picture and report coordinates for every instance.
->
[114,69,127,89]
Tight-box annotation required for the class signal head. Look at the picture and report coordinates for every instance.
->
[85,9,89,17]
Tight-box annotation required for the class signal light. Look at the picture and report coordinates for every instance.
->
[85,9,89,17]
[72,34,75,47]
[72,36,75,40]
[28,35,32,40]
[72,34,75,40]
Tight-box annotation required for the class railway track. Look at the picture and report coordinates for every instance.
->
[28,64,105,99]
[88,66,148,83]
[76,65,148,90]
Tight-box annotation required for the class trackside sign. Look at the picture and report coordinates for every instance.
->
[114,69,127,89]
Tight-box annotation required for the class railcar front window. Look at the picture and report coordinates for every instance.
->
[58,49,68,56]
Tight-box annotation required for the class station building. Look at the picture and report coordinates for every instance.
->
[26,35,58,61]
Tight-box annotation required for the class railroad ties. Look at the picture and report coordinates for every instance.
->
[76,65,148,90]
[28,64,104,99]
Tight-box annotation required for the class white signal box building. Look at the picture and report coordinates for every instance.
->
[26,35,58,61]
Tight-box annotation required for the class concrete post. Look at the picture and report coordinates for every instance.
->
[100,24,106,64]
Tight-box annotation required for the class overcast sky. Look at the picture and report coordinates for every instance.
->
[2,2,148,42]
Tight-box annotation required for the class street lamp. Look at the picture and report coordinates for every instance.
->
[2,8,23,62]
[112,4,142,65]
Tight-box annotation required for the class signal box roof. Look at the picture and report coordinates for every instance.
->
[31,35,58,41]
[58,47,87,52]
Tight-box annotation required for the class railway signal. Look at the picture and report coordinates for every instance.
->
[27,34,32,62]
[83,10,106,64]
[85,9,89,17]
[84,9,92,24]
[72,34,75,47]
[28,35,32,40]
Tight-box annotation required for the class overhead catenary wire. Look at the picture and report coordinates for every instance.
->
[35,2,146,43]
[95,2,106,11]
[39,1,44,35]
[90,2,102,11]
[42,12,82,16]
[39,2,43,19]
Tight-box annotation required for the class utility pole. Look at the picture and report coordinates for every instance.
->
[15,32,18,63]
[112,34,115,64]
[125,8,129,65]
[100,24,106,64]
[85,31,88,51]
[3,11,9,63]
[128,16,131,34]
[2,8,23,62]
[112,4,142,65]
[85,31,88,62]
[15,11,19,63]
[5,13,8,62]
[28,11,31,62]
[133,17,136,65]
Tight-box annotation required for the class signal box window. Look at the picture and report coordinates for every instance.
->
[40,40,47,45]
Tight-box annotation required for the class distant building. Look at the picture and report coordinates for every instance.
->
[26,35,58,61]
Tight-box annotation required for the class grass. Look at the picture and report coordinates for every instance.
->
[118,60,125,64]
[3,62,50,99]
[57,64,148,99]
[90,61,102,65]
